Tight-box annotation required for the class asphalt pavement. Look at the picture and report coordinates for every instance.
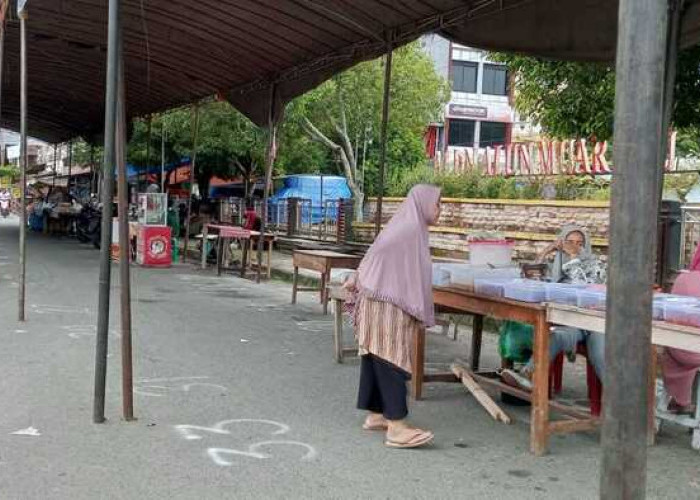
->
[0,216,698,499]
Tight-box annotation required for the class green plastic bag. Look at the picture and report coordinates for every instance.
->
[498,320,534,363]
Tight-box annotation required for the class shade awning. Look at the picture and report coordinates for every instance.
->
[1,0,698,142]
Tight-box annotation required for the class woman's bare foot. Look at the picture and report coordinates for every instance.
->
[362,412,389,431]
[385,420,433,448]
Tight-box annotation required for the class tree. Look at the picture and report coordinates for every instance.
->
[494,45,700,141]
[127,101,267,197]
[293,42,450,220]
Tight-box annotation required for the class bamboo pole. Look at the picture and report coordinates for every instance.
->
[144,115,151,193]
[17,3,28,322]
[374,47,393,237]
[115,39,134,422]
[182,105,200,263]
[93,0,121,424]
[257,84,277,283]
[600,0,670,496]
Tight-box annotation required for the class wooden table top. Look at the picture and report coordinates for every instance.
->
[293,249,363,260]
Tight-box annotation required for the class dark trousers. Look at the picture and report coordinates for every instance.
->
[357,354,409,420]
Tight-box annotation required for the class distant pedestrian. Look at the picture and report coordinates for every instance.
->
[345,184,441,449]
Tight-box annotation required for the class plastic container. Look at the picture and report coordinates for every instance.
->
[432,265,450,286]
[664,304,700,327]
[658,295,700,322]
[576,288,607,310]
[469,240,514,267]
[544,283,587,305]
[474,278,523,298]
[503,280,547,303]
[448,265,521,289]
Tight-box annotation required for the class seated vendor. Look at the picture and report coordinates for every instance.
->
[501,225,606,391]
[661,244,700,415]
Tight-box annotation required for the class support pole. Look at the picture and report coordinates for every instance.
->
[17,4,28,322]
[90,144,95,194]
[600,0,670,497]
[93,0,121,424]
[115,39,134,422]
[182,105,200,263]
[67,139,73,195]
[144,115,151,193]
[374,47,393,237]
[0,1,7,167]
[160,123,165,193]
[257,84,277,283]
[52,144,57,189]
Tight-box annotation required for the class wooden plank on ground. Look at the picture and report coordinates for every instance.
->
[451,363,511,424]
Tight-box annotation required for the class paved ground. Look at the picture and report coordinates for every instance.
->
[0,216,699,499]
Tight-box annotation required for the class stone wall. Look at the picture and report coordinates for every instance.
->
[355,198,611,261]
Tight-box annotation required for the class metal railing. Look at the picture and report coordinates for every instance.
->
[681,205,700,269]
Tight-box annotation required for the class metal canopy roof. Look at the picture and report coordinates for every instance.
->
[2,0,699,142]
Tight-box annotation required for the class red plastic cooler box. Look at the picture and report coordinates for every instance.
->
[137,225,172,267]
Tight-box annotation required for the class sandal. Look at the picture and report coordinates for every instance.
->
[668,399,696,415]
[385,428,434,449]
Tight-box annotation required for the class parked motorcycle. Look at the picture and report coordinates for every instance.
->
[76,199,102,248]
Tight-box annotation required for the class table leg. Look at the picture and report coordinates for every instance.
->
[291,266,299,304]
[471,314,484,372]
[647,347,657,446]
[411,327,425,401]
[267,240,272,279]
[216,237,223,276]
[530,316,550,456]
[240,239,249,278]
[321,272,329,315]
[200,225,209,269]
[333,298,343,363]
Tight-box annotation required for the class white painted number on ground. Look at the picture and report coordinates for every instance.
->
[174,418,317,466]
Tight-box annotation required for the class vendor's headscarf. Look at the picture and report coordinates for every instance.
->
[356,184,440,327]
[551,225,592,283]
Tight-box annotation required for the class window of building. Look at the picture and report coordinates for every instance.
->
[451,61,478,93]
[482,64,508,96]
[448,119,476,147]
[479,121,508,147]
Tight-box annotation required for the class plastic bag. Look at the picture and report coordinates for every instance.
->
[498,320,533,363]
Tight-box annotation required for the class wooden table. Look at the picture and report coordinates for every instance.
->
[548,303,700,450]
[202,224,275,279]
[292,250,362,314]
[433,286,572,456]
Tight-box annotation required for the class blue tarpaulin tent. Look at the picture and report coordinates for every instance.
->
[270,175,351,224]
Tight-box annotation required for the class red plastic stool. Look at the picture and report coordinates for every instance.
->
[549,343,603,416]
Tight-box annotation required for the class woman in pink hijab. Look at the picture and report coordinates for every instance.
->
[662,244,700,414]
[349,184,441,448]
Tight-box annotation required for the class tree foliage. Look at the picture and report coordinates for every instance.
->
[494,45,700,141]
[292,42,450,217]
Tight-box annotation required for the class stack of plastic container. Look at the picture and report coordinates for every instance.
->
[657,295,700,324]
[576,287,608,310]
[474,278,524,298]
[503,280,548,303]
[545,283,587,305]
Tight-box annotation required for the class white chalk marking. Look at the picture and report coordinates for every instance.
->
[11,427,40,437]
[138,376,210,383]
[175,419,290,441]
[181,383,227,392]
[207,441,317,466]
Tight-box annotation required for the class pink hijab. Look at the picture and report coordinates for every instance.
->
[356,184,440,327]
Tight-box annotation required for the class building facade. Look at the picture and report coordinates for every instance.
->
[421,35,535,168]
